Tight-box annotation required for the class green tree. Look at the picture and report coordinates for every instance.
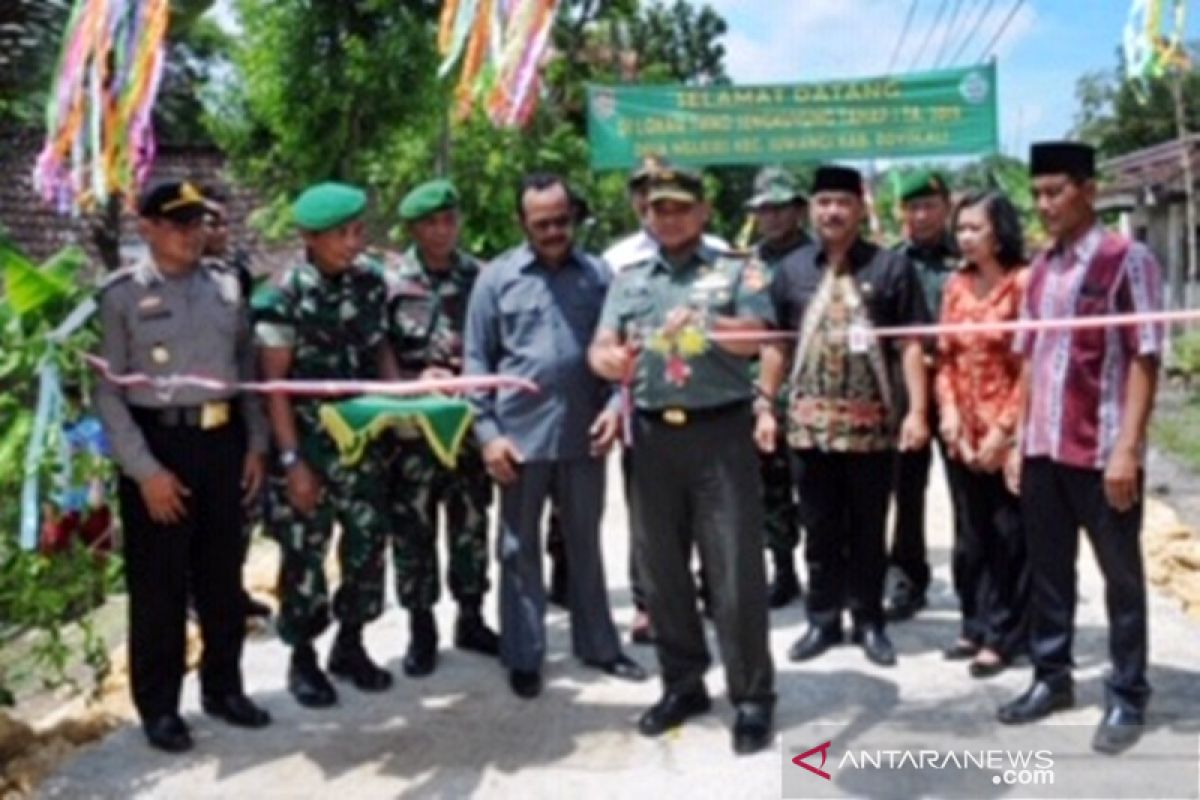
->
[1070,44,1200,159]
[0,0,72,128]
[206,0,736,255]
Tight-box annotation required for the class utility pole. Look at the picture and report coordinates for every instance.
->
[1171,71,1197,308]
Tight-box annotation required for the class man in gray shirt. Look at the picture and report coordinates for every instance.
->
[464,173,645,698]
[95,180,271,753]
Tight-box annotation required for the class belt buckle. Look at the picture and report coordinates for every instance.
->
[662,408,687,426]
[200,401,230,430]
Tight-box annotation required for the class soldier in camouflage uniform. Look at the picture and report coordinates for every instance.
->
[386,179,499,677]
[744,167,811,609]
[255,182,400,708]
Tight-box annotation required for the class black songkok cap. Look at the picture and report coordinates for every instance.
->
[812,165,864,197]
[1030,141,1096,179]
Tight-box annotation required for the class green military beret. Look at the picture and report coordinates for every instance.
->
[898,169,950,203]
[292,182,367,232]
[398,179,459,222]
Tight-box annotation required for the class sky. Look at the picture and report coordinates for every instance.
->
[705,0,1200,159]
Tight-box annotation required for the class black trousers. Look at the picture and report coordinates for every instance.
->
[1021,458,1150,711]
[631,405,774,705]
[794,449,893,631]
[119,413,247,722]
[950,465,1028,655]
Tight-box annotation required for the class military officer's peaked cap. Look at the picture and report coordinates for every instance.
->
[399,179,460,222]
[138,180,209,223]
[898,168,950,202]
[647,168,705,204]
[628,154,672,190]
[292,182,368,232]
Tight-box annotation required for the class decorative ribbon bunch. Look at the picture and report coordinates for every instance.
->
[437,0,560,127]
[34,0,170,215]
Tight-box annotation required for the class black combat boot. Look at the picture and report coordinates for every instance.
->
[287,644,338,708]
[454,600,500,656]
[402,610,439,677]
[328,624,393,692]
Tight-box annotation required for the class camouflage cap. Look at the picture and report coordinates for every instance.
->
[292,182,367,232]
[745,167,807,210]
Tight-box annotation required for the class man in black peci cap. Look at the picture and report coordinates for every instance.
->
[758,165,931,669]
[997,141,1164,755]
[95,179,272,753]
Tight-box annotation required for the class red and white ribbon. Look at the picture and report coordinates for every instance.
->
[707,307,1200,344]
[83,355,539,397]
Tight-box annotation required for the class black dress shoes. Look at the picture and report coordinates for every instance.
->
[943,640,980,661]
[852,627,897,667]
[997,680,1074,724]
[637,690,712,736]
[732,703,774,755]
[143,714,193,754]
[583,653,647,682]
[787,627,843,662]
[288,645,338,708]
[968,655,1009,679]
[1092,705,1145,755]
[201,694,272,728]
[509,669,543,699]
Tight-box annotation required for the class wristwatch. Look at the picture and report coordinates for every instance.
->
[278,448,301,470]
[752,396,774,416]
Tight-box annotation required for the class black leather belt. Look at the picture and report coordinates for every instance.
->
[636,400,750,427]
[131,401,232,430]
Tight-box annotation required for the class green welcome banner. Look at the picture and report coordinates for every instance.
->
[587,64,999,169]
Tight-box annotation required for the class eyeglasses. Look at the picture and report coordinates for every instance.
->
[527,214,574,234]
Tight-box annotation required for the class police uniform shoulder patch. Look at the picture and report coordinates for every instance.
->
[209,268,243,306]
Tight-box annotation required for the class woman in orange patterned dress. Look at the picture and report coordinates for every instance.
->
[935,191,1030,678]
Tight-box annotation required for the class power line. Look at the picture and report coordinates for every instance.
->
[950,0,996,66]
[977,0,1027,63]
[933,0,965,68]
[910,0,950,72]
[886,0,920,74]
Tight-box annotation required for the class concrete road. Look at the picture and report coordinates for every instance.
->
[40,456,1200,799]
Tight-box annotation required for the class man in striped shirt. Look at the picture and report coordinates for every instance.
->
[998,141,1163,756]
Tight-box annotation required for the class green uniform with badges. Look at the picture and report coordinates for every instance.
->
[599,233,776,710]
[888,168,959,618]
[254,184,393,657]
[386,245,491,613]
[255,256,393,647]
[744,167,809,589]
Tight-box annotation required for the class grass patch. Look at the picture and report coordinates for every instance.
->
[1153,391,1200,472]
